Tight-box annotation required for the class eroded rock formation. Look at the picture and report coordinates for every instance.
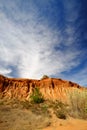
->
[0,74,85,101]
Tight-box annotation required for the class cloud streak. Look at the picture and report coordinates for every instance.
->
[0,0,86,86]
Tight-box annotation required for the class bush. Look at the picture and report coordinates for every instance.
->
[41,75,49,80]
[53,100,67,119]
[30,87,44,104]
[55,110,67,119]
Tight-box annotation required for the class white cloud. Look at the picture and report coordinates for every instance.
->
[0,66,12,75]
[0,0,84,83]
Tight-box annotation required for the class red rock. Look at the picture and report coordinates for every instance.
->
[0,74,85,101]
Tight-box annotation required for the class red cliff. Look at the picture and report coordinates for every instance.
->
[0,74,85,101]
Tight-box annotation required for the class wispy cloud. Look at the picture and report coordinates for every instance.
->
[0,0,86,86]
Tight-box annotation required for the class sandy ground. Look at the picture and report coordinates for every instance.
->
[43,108,87,130]
[43,117,87,130]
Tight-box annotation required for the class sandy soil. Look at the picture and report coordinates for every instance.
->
[43,117,87,130]
[43,108,87,130]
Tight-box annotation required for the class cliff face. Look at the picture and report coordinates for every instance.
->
[0,74,84,101]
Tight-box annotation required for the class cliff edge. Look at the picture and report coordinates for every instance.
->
[0,74,84,101]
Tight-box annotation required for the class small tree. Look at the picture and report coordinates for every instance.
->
[41,75,49,80]
[30,87,44,104]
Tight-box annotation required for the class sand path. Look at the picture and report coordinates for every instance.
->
[43,118,87,130]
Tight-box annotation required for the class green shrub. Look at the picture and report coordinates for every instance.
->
[30,87,44,104]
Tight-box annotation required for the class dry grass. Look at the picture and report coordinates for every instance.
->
[0,88,87,130]
[0,99,51,130]
[20,100,51,117]
[67,89,87,119]
[51,100,67,119]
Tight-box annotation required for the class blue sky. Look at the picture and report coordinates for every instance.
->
[0,0,87,86]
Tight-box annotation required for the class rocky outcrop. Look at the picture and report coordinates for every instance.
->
[0,74,85,101]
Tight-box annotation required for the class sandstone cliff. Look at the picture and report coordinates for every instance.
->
[0,74,84,101]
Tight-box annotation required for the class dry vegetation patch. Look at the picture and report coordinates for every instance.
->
[0,87,87,130]
[67,89,87,119]
[0,99,51,130]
